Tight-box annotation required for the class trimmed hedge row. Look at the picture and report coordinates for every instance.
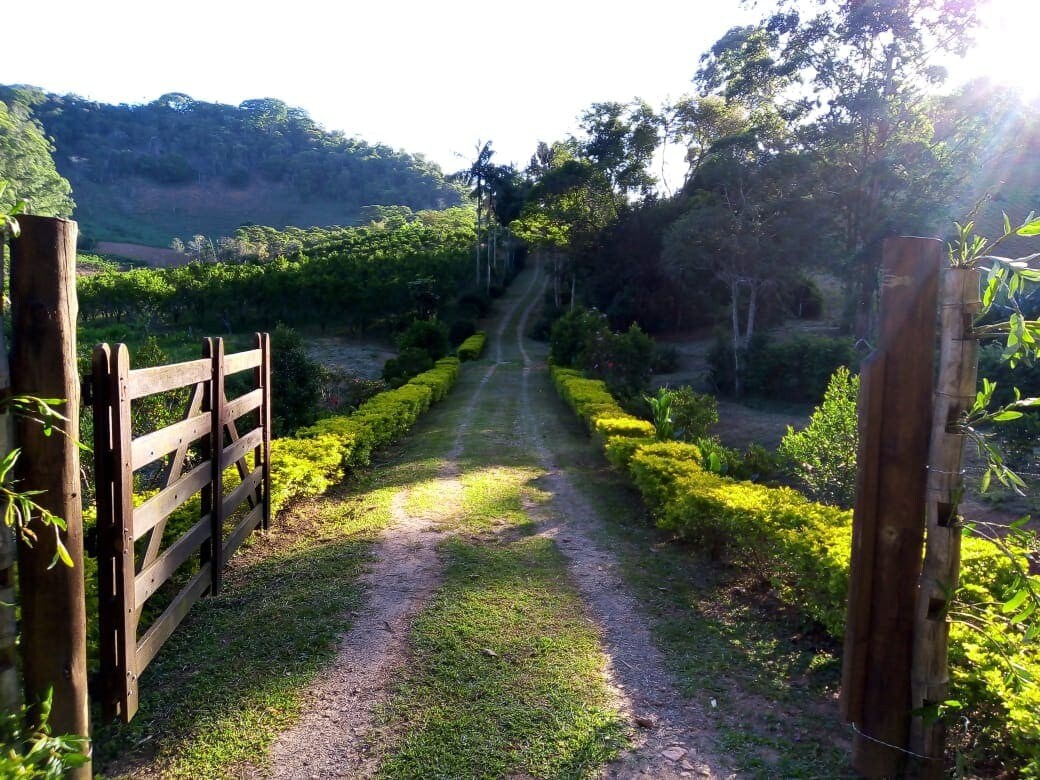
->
[552,366,1040,772]
[457,332,486,361]
[272,357,460,512]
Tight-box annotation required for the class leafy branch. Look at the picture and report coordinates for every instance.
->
[943,217,1040,686]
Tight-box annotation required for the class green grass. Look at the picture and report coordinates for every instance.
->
[541,380,855,777]
[92,467,401,778]
[377,537,629,779]
[376,367,630,778]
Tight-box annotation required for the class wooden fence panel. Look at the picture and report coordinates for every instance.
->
[94,335,271,722]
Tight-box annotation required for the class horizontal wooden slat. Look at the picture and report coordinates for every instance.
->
[224,388,263,422]
[223,349,262,375]
[128,359,210,400]
[222,503,264,562]
[133,461,211,541]
[136,563,211,673]
[221,427,263,470]
[223,467,263,517]
[134,517,211,605]
[132,413,210,470]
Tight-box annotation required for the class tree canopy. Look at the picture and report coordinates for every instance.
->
[0,98,74,218]
[0,85,462,245]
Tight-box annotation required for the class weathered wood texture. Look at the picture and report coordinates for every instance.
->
[94,336,271,722]
[910,267,981,776]
[842,237,941,777]
[10,216,91,777]
[0,237,17,715]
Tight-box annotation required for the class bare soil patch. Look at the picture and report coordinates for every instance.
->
[95,242,190,267]
[306,338,397,380]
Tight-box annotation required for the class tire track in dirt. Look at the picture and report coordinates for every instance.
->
[263,268,545,779]
[514,267,735,779]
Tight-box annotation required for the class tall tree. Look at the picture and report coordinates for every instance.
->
[664,138,828,395]
[0,100,74,218]
[696,1,979,335]
[579,100,660,201]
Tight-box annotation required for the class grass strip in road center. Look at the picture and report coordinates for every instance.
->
[377,535,629,779]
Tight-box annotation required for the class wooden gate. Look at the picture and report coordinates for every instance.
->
[92,334,272,722]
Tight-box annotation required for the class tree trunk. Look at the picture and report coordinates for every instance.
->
[570,274,576,313]
[731,278,742,398]
[475,191,482,288]
[910,266,980,776]
[743,281,758,351]
[553,254,561,309]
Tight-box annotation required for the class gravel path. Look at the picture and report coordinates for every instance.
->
[263,264,729,778]
[263,270,542,778]
[513,274,734,779]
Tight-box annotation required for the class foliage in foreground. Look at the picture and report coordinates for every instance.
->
[778,367,860,508]
[0,693,89,778]
[552,365,1040,773]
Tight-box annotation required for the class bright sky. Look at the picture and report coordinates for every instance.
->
[1,0,1036,179]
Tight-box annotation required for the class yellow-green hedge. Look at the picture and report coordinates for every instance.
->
[457,332,486,361]
[279,357,460,509]
[551,365,1040,772]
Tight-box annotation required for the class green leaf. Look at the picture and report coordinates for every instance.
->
[1018,217,1040,236]
[52,538,73,569]
[1002,588,1029,614]
[1010,601,1036,625]
[992,410,1023,421]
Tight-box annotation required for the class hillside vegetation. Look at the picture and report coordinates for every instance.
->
[0,85,463,247]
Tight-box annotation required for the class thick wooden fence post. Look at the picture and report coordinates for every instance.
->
[841,237,941,776]
[0,252,16,715]
[910,265,981,775]
[10,216,91,776]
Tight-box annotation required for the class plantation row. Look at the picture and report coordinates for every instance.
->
[78,209,478,333]
[551,367,1040,774]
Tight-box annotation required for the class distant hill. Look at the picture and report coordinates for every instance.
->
[1,85,463,247]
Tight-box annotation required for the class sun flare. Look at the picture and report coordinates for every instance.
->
[954,0,1040,100]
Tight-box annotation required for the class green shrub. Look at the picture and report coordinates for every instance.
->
[398,318,449,360]
[271,324,324,436]
[670,387,718,442]
[549,308,610,367]
[382,347,435,388]
[552,364,1040,772]
[549,308,657,399]
[708,333,856,401]
[651,344,680,374]
[457,332,486,361]
[778,367,859,508]
[594,416,656,440]
[604,435,655,470]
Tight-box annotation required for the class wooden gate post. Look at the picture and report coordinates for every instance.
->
[0,235,18,714]
[841,237,941,776]
[910,265,981,775]
[9,216,91,776]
